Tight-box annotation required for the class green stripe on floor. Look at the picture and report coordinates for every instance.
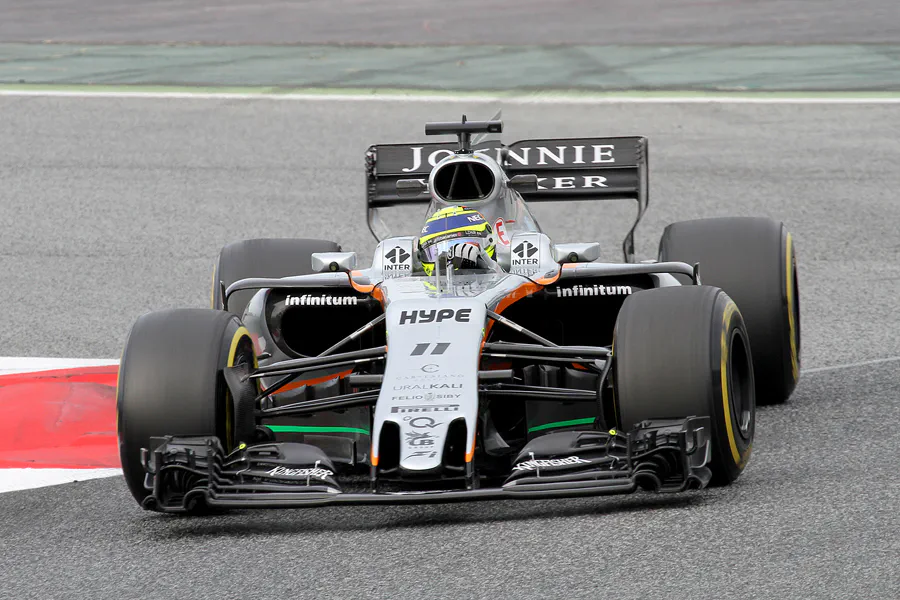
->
[528,417,596,433]
[265,425,370,435]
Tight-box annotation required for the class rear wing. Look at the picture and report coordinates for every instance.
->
[365,136,648,261]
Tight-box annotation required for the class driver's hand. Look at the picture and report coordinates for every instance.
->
[449,243,479,270]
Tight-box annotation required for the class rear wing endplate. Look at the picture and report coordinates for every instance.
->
[365,136,648,261]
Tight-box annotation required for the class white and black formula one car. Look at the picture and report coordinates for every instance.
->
[117,116,801,512]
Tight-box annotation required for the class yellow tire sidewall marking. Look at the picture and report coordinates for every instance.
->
[210,263,217,309]
[720,300,751,468]
[225,325,257,449]
[786,233,799,382]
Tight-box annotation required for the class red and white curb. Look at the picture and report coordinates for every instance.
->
[0,357,121,493]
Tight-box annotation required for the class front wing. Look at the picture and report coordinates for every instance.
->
[139,417,711,512]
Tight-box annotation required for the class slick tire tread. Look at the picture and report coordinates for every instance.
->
[117,308,256,507]
[614,286,756,485]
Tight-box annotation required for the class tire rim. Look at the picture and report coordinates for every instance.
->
[729,328,753,440]
[224,334,257,451]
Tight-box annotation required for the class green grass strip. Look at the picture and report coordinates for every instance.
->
[265,425,370,435]
[527,417,596,433]
[3,83,900,99]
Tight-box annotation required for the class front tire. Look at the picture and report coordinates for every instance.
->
[613,286,755,485]
[117,309,257,507]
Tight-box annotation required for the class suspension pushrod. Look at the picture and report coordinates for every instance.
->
[344,369,515,388]
[482,342,610,358]
[486,310,557,347]
[255,356,384,401]
[259,390,379,417]
[318,314,386,357]
[478,387,598,401]
[252,346,386,377]
[481,353,606,365]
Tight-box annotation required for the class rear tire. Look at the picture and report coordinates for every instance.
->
[117,309,257,507]
[658,217,800,405]
[613,286,755,485]
[211,238,341,317]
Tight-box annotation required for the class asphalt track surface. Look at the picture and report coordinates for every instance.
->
[5,0,900,45]
[2,97,900,599]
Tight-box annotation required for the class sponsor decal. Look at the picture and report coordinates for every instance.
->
[556,284,633,297]
[391,404,459,414]
[445,281,486,298]
[423,230,474,247]
[512,268,543,278]
[512,456,591,472]
[411,343,450,356]
[393,372,464,381]
[466,214,485,223]
[393,383,463,390]
[402,145,616,173]
[405,431,436,446]
[421,363,439,373]
[512,241,539,267]
[508,145,615,167]
[407,450,438,459]
[285,294,358,307]
[266,465,333,479]
[404,416,441,429]
[384,246,412,272]
[536,176,607,190]
[403,148,456,172]
[398,308,471,325]
[392,393,460,401]
[494,218,509,246]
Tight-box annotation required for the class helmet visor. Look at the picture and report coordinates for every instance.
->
[421,234,486,264]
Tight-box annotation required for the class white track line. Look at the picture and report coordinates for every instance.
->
[0,357,119,376]
[2,90,900,104]
[0,469,122,493]
[800,356,900,374]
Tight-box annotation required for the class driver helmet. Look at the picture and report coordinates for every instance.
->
[417,206,495,275]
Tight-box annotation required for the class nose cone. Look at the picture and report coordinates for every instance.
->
[371,299,485,475]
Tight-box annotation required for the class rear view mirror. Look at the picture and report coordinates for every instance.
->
[553,243,601,264]
[508,174,539,193]
[311,252,358,273]
[396,179,427,196]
